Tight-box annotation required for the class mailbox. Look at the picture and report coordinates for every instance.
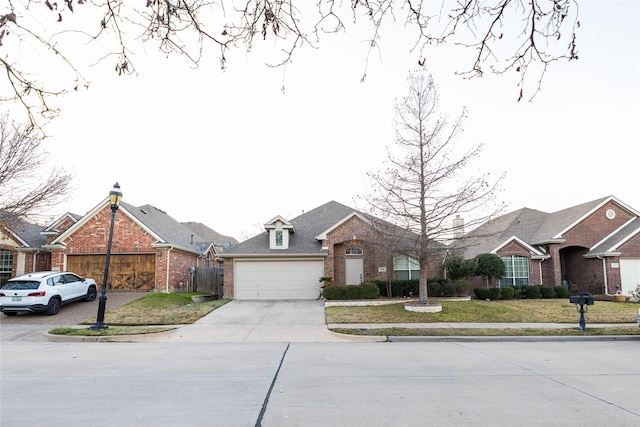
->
[569,289,594,331]
[569,292,594,306]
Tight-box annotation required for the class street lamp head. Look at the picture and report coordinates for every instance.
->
[109,182,123,208]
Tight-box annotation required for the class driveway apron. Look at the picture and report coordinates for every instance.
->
[151,300,381,343]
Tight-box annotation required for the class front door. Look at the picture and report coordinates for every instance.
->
[345,258,364,284]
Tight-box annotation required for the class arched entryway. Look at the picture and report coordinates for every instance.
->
[559,246,599,290]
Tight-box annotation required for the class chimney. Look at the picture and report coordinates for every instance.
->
[453,215,465,239]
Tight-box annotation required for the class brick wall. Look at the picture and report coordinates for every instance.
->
[222,258,234,298]
[54,207,201,292]
[324,216,391,285]
[63,209,157,255]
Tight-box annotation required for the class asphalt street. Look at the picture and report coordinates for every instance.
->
[1,300,639,426]
[1,340,639,426]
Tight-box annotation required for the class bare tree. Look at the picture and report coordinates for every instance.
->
[364,70,504,305]
[0,113,72,224]
[1,1,579,130]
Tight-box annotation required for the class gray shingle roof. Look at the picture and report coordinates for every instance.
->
[122,203,219,254]
[0,214,46,248]
[589,216,640,255]
[460,196,638,258]
[221,200,445,257]
[222,201,359,255]
[181,222,239,247]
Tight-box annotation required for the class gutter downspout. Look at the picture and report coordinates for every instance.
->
[596,256,611,296]
[165,246,173,294]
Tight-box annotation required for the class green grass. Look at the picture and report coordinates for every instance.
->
[326,299,639,324]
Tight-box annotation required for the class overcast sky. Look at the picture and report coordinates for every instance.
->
[9,1,640,241]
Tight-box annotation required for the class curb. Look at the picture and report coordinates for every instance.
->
[387,335,640,343]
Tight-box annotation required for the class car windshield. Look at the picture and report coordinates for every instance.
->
[1,280,41,290]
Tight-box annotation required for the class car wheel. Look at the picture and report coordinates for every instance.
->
[2,312,17,316]
[46,298,61,315]
[84,286,97,302]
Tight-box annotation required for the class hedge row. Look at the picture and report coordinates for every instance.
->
[474,285,570,300]
[323,282,380,300]
[368,279,464,298]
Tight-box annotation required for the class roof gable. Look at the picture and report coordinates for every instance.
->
[0,215,45,248]
[222,201,371,255]
[264,216,295,232]
[315,212,370,240]
[494,236,548,257]
[42,212,81,234]
[50,199,221,255]
[461,195,640,258]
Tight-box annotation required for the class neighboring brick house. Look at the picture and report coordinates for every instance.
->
[219,201,447,300]
[458,196,640,295]
[0,200,236,292]
[0,213,69,286]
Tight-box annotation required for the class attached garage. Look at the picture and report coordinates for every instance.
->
[620,258,640,295]
[234,259,324,300]
[66,254,156,291]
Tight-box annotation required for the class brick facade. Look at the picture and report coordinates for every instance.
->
[473,200,640,294]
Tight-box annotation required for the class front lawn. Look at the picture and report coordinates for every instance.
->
[325,299,639,324]
[80,292,230,326]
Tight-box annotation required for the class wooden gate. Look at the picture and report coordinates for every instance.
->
[67,254,156,291]
[195,266,224,296]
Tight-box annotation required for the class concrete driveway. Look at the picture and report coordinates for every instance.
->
[152,300,382,343]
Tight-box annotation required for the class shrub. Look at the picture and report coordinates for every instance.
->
[344,285,362,300]
[522,285,541,299]
[474,287,490,300]
[512,285,523,299]
[554,286,569,299]
[324,282,380,300]
[453,280,470,296]
[357,282,380,299]
[441,283,457,297]
[586,283,604,295]
[375,280,419,297]
[501,286,515,300]
[428,282,442,297]
[539,285,555,299]
[488,287,502,300]
[323,285,347,300]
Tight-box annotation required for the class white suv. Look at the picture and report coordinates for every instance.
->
[0,271,97,316]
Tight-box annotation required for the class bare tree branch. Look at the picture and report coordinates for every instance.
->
[363,70,505,304]
[0,113,73,224]
[1,1,580,130]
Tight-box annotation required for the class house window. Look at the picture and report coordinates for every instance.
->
[393,254,420,280]
[499,256,529,287]
[345,247,363,255]
[0,249,13,286]
[275,230,283,247]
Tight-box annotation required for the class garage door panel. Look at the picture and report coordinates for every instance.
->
[235,260,324,300]
[67,254,156,291]
[620,258,640,295]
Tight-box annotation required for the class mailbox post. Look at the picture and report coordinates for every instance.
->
[569,289,594,331]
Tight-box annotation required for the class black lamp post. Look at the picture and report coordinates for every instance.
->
[90,182,123,330]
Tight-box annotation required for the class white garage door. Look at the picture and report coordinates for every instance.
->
[620,258,640,295]
[234,259,325,300]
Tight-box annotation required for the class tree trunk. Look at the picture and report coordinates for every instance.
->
[419,250,430,304]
